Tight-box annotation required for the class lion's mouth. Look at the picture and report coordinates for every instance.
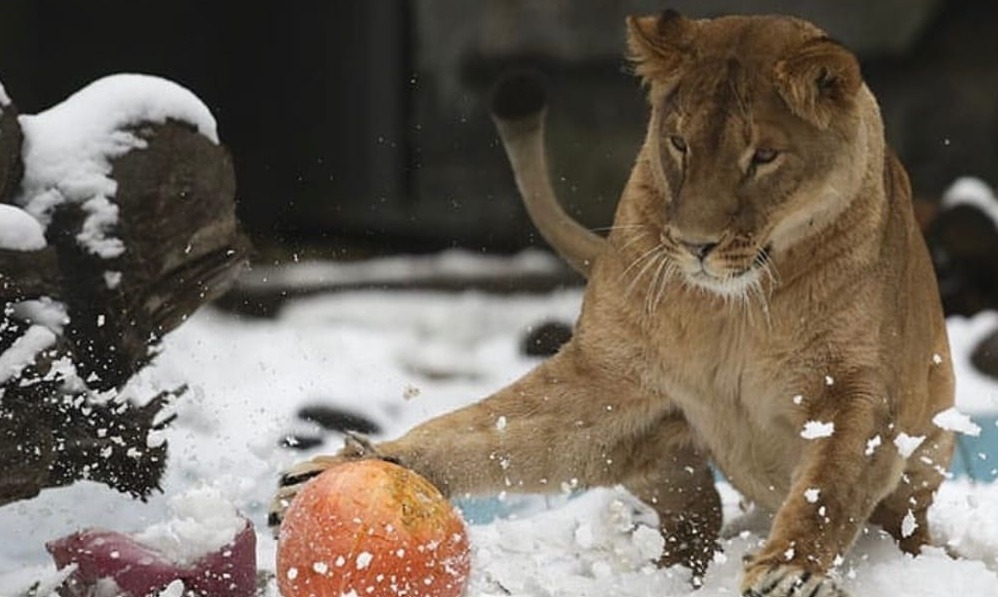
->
[684,244,773,296]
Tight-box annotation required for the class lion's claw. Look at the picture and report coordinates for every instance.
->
[268,434,392,534]
[741,564,847,597]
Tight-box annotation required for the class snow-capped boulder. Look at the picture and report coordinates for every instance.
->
[0,74,248,508]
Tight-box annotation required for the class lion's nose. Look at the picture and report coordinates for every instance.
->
[680,241,719,259]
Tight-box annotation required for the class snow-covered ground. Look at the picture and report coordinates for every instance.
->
[1,251,998,597]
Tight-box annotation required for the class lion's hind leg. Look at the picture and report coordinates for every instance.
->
[869,428,954,555]
[618,412,723,579]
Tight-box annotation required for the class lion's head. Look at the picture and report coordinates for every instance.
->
[623,11,877,297]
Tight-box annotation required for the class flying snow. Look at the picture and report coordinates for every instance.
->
[895,433,927,459]
[933,407,983,437]
[801,420,835,440]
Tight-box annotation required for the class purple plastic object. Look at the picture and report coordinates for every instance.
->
[46,522,256,597]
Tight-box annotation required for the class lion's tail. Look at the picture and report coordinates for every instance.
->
[490,72,606,277]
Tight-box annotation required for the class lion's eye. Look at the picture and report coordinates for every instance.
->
[751,147,779,165]
[669,135,688,153]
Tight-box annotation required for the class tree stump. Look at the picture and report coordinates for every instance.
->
[0,75,249,507]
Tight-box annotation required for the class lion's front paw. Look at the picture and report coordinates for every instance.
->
[268,454,343,532]
[741,564,847,597]
[268,433,391,533]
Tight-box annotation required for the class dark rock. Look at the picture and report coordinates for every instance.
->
[50,119,249,391]
[297,404,383,435]
[925,203,998,317]
[0,98,23,205]
[0,246,59,301]
[972,328,998,380]
[279,434,325,451]
[522,320,573,357]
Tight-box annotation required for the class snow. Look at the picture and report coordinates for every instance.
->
[238,249,566,291]
[895,433,927,458]
[0,324,56,384]
[355,552,373,570]
[0,205,46,251]
[14,74,218,258]
[157,580,186,597]
[901,509,919,539]
[866,434,883,456]
[943,177,998,227]
[131,486,247,567]
[10,298,69,335]
[946,312,998,414]
[801,420,835,439]
[0,252,997,597]
[935,406,983,437]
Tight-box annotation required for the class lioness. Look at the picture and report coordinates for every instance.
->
[274,11,955,597]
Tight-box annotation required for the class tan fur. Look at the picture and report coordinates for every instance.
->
[276,11,954,596]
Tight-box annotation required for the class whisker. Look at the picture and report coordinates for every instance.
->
[616,231,654,253]
[645,252,671,314]
[626,246,668,298]
[653,261,678,313]
[749,277,772,328]
[620,243,663,280]
[590,223,651,234]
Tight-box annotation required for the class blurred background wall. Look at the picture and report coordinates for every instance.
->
[0,0,995,258]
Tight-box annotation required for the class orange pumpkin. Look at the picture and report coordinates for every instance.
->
[276,459,471,597]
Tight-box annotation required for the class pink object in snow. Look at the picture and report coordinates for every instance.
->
[46,522,256,597]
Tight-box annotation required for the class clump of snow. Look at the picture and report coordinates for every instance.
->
[931,480,998,568]
[103,270,123,289]
[934,407,983,437]
[801,420,835,439]
[947,312,998,414]
[469,487,676,596]
[15,73,218,258]
[0,204,46,251]
[894,433,927,459]
[942,177,998,227]
[158,580,186,596]
[866,434,883,456]
[10,298,69,335]
[75,195,123,258]
[901,509,919,538]
[311,561,329,575]
[356,551,374,570]
[131,486,246,566]
[0,324,56,384]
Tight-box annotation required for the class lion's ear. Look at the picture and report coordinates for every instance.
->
[774,37,862,129]
[626,10,694,86]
